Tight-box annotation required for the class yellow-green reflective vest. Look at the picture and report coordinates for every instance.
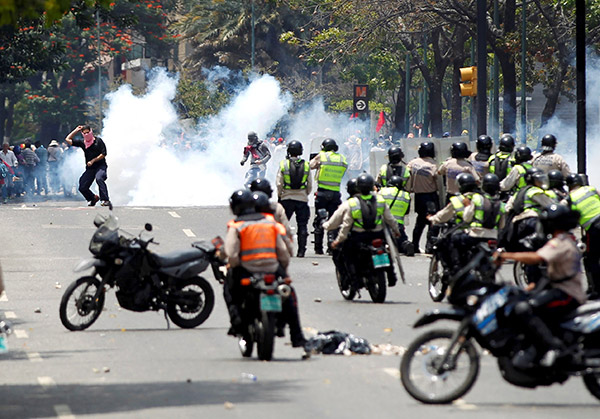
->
[317,151,348,191]
[449,194,466,224]
[514,163,532,190]
[380,186,410,224]
[523,186,546,213]
[570,186,600,230]
[488,152,514,178]
[280,159,309,190]
[348,194,386,229]
[484,193,506,230]
[379,164,409,187]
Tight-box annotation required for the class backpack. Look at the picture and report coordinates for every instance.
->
[0,163,8,179]
[288,160,306,189]
[358,196,378,230]
[480,195,503,229]
[494,155,511,181]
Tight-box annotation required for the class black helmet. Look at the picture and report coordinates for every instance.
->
[229,189,255,216]
[346,178,359,196]
[249,178,273,197]
[547,170,565,190]
[247,131,259,144]
[476,135,493,153]
[356,173,375,195]
[387,175,405,189]
[388,146,404,164]
[482,173,500,196]
[418,142,435,158]
[456,173,477,193]
[525,167,549,189]
[321,138,338,152]
[541,134,557,151]
[450,142,470,159]
[287,140,303,157]
[565,173,585,189]
[252,191,273,214]
[514,146,532,163]
[499,134,515,152]
[539,204,580,235]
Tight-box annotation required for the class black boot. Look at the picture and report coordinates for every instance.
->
[297,230,308,258]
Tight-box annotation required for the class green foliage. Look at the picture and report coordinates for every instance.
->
[175,75,230,119]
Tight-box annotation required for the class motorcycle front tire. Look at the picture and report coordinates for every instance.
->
[59,276,105,331]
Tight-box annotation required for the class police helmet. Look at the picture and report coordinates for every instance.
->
[476,135,493,153]
[356,173,375,195]
[387,175,406,189]
[525,167,549,189]
[565,173,585,189]
[287,140,303,157]
[321,138,338,152]
[249,178,273,197]
[418,142,435,158]
[456,173,478,193]
[229,189,255,216]
[539,204,580,235]
[514,146,532,163]
[252,191,273,214]
[541,134,557,151]
[346,178,359,196]
[388,146,404,164]
[499,134,515,152]
[547,170,565,190]
[247,131,259,143]
[450,142,470,159]
[481,173,500,196]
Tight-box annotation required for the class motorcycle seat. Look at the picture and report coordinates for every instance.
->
[153,248,204,267]
[563,301,600,320]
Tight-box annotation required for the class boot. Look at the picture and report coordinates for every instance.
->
[297,230,308,258]
[313,231,324,255]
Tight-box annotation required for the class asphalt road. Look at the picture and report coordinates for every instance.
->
[0,199,598,419]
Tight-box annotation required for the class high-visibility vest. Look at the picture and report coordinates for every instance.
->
[230,219,278,263]
[379,186,410,224]
[488,152,514,179]
[379,163,409,187]
[523,186,547,213]
[317,151,348,191]
[262,213,287,236]
[570,186,600,230]
[484,193,506,230]
[514,163,532,190]
[280,159,309,190]
[348,194,386,229]
[450,194,466,223]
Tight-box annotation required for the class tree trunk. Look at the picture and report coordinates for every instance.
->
[540,64,568,126]
[428,80,444,137]
[4,97,14,141]
[393,75,407,137]
[0,92,6,142]
[498,50,517,134]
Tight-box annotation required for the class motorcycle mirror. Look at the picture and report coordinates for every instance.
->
[145,223,153,232]
[93,214,107,227]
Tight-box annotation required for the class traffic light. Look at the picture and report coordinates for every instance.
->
[460,66,477,97]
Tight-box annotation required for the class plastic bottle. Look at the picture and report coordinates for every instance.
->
[240,373,257,383]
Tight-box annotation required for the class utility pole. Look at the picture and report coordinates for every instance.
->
[576,0,586,174]
[97,9,102,128]
[476,0,487,136]
[492,0,500,141]
[404,53,411,135]
[520,0,527,144]
[251,0,255,70]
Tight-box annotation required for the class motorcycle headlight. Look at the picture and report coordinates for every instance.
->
[89,240,103,255]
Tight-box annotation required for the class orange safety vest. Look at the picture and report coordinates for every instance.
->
[231,218,278,263]
[262,213,287,236]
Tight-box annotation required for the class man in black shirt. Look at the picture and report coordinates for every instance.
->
[65,125,110,206]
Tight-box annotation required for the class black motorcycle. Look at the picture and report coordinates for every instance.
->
[401,245,600,404]
[237,272,293,361]
[59,213,224,331]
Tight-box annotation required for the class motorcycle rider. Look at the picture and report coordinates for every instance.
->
[532,134,571,176]
[500,146,533,192]
[468,134,493,177]
[488,134,515,182]
[379,175,414,256]
[406,142,440,253]
[310,138,348,254]
[240,131,271,188]
[276,140,313,257]
[249,178,291,238]
[495,204,585,367]
[566,173,600,299]
[223,189,306,347]
[376,146,409,188]
[437,142,480,201]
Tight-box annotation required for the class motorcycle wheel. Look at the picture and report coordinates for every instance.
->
[256,311,275,361]
[428,254,447,302]
[336,268,356,301]
[59,276,105,331]
[513,261,528,288]
[583,371,600,401]
[238,324,254,358]
[367,271,387,303]
[167,276,215,329]
[400,329,480,404]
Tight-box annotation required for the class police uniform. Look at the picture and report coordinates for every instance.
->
[500,162,533,192]
[310,150,348,253]
[379,185,412,252]
[532,152,571,176]
[468,152,490,177]
[406,155,439,252]
[377,162,410,188]
[437,158,480,198]
[488,151,514,181]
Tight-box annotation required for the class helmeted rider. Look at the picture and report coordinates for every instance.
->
[437,142,480,201]
[377,146,410,188]
[500,146,533,192]
[310,138,348,254]
[488,134,515,182]
[548,170,568,201]
[250,178,291,239]
[240,131,271,188]
[532,134,571,176]
[468,134,493,176]
[379,175,414,256]
[276,140,313,257]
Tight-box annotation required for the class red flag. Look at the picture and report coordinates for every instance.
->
[349,112,359,120]
[375,111,385,132]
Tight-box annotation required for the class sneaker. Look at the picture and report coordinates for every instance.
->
[100,200,112,207]
[88,195,99,206]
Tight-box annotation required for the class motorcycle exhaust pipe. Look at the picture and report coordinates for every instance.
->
[277,284,292,298]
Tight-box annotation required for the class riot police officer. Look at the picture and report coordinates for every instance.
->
[377,146,409,188]
[488,134,515,181]
[500,146,533,192]
[468,134,493,177]
[532,134,571,175]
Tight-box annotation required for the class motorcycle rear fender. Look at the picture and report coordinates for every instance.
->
[159,258,210,279]
[74,258,106,273]
[413,308,468,328]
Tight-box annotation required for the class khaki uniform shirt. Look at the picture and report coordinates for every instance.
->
[406,157,438,193]
[276,157,313,202]
[323,200,352,231]
[505,192,555,222]
[437,158,480,195]
[531,152,571,176]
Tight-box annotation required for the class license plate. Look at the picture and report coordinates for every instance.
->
[372,253,390,268]
[260,294,282,312]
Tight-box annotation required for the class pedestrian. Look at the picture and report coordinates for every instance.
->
[47,139,63,194]
[65,125,111,207]
[0,143,17,198]
[34,140,48,195]
[0,159,15,204]
[21,140,40,196]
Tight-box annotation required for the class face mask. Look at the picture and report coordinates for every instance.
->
[83,131,95,148]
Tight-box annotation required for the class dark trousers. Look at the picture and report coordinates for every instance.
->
[79,165,109,202]
[22,166,35,195]
[584,222,600,294]
[313,189,341,252]
[412,192,440,251]
[281,199,310,235]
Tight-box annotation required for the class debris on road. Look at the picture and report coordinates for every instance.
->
[312,261,319,266]
[34,308,41,313]
[304,330,371,355]
[370,344,406,356]
[102,366,110,373]
[314,298,322,303]
[224,401,235,410]
[383,328,392,333]
[55,282,61,289]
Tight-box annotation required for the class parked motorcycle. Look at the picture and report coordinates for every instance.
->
[400,246,600,404]
[237,272,293,361]
[59,213,224,331]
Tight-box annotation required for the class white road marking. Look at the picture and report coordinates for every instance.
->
[453,398,478,410]
[12,207,39,211]
[54,404,75,419]
[27,352,43,362]
[382,368,400,379]
[168,211,181,218]
[14,329,29,339]
[38,376,56,387]
[0,292,7,301]
[182,229,196,237]
[4,311,16,319]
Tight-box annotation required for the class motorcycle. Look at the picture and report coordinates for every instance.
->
[236,272,293,361]
[59,213,224,331]
[400,244,600,404]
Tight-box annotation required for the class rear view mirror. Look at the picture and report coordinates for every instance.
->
[145,223,153,232]
[93,214,107,227]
